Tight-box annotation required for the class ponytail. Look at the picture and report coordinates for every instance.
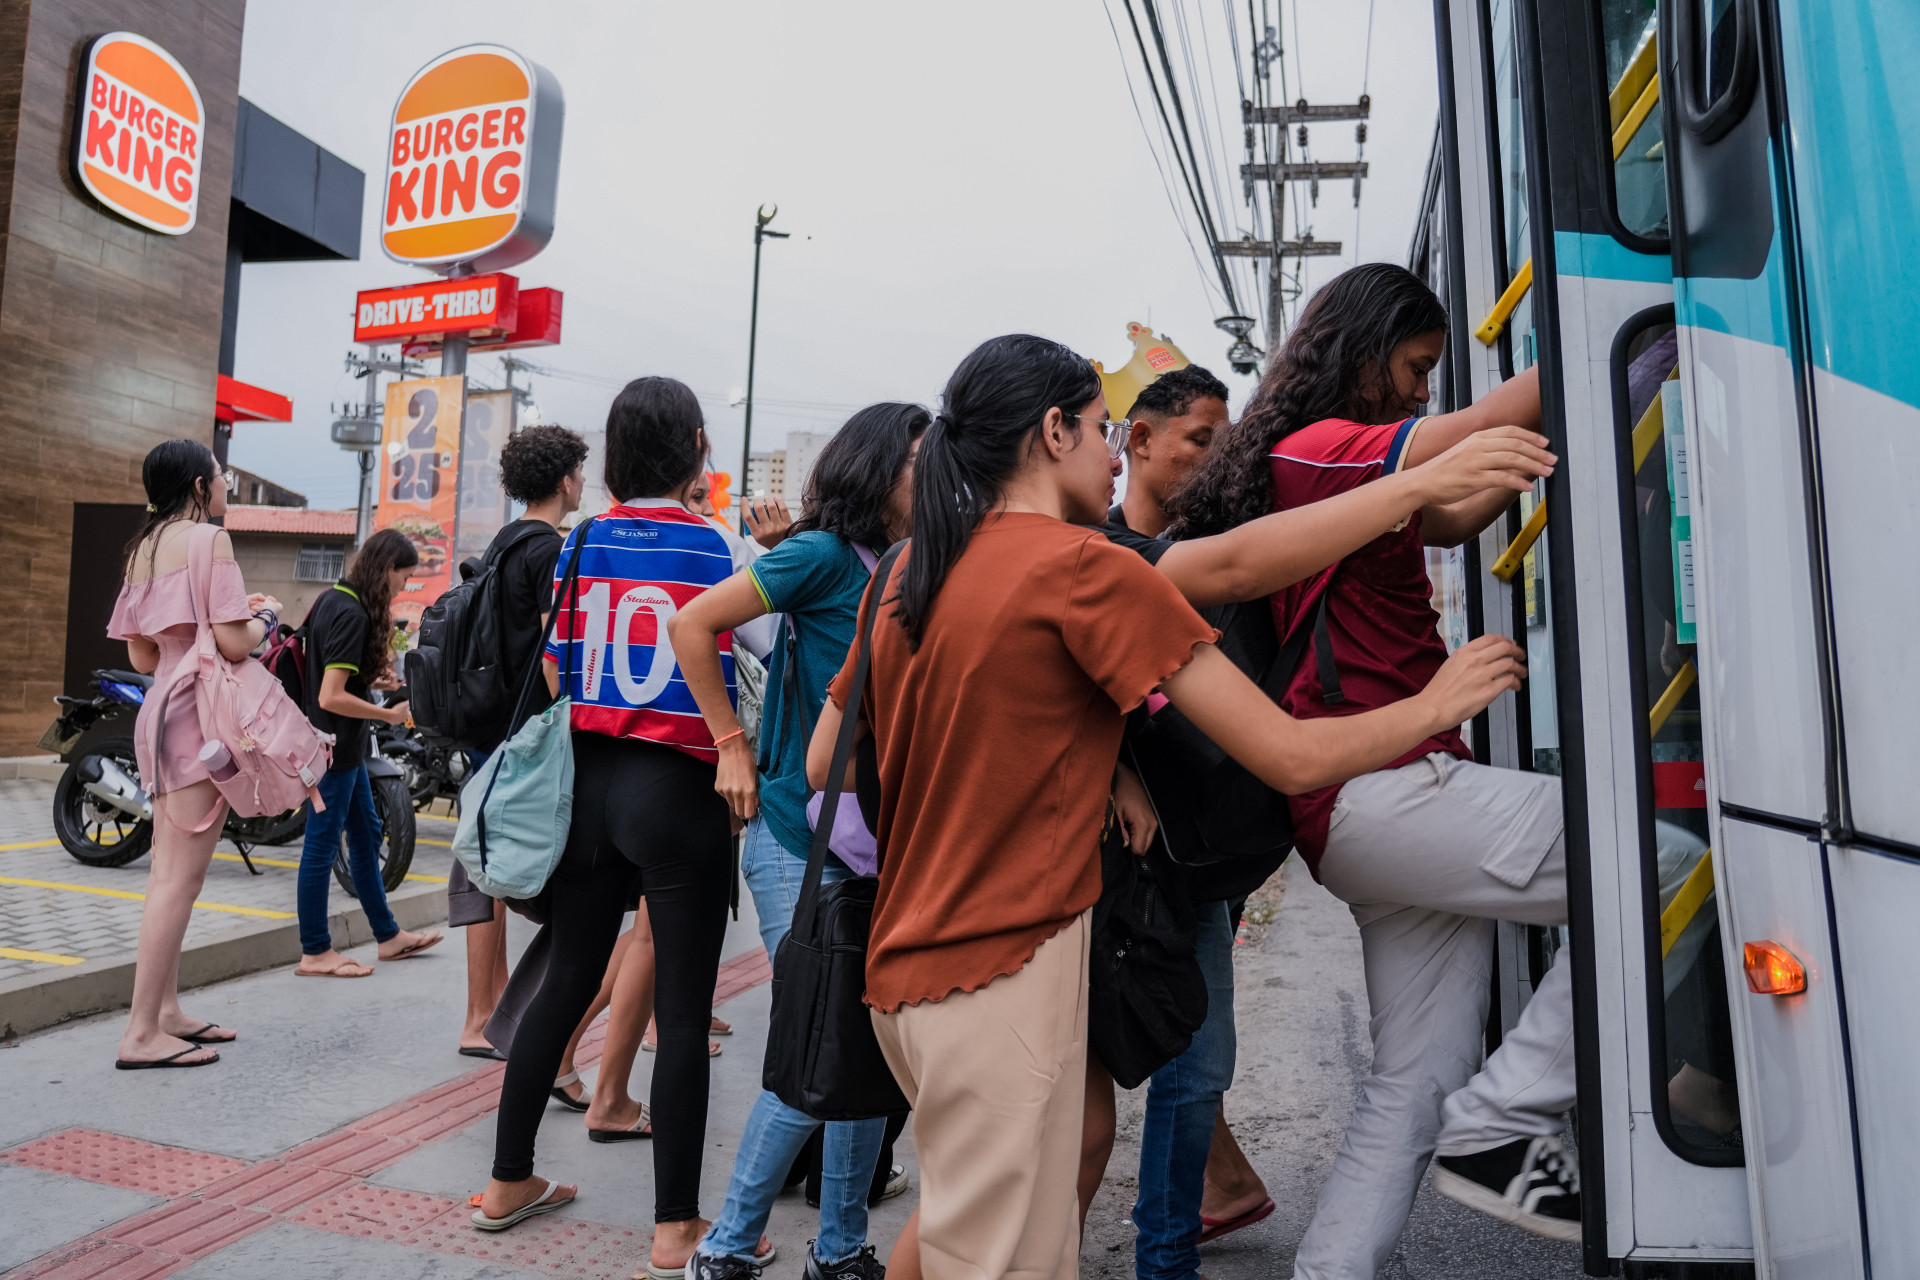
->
[894,334,1101,649]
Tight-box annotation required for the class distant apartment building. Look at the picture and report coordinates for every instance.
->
[746,431,832,506]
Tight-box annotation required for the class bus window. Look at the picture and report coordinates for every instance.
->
[1600,0,1668,239]
[1485,0,1535,370]
[1616,316,1744,1164]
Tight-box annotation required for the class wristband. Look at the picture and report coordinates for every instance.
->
[712,727,746,748]
[252,608,278,634]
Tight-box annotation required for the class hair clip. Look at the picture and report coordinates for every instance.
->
[146,504,156,513]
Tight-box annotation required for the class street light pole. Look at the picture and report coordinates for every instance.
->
[737,202,789,533]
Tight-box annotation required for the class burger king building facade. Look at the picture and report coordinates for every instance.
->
[0,0,363,756]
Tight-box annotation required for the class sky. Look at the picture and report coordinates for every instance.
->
[230,1,1439,510]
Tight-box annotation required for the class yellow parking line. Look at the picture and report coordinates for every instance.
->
[418,837,452,847]
[0,875,294,919]
[0,839,60,852]
[0,945,84,966]
[208,851,446,884]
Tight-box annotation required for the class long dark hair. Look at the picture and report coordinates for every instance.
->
[124,439,218,576]
[342,529,420,678]
[788,402,931,553]
[1166,263,1447,538]
[895,334,1102,649]
[604,376,706,503]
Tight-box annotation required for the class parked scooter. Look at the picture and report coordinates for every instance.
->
[43,669,415,894]
[373,691,468,811]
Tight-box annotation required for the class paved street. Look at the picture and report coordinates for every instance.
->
[1,804,1584,1280]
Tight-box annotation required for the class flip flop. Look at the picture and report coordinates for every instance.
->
[470,1177,574,1231]
[550,1069,591,1112]
[116,1046,219,1070]
[641,1040,722,1057]
[177,1023,234,1045]
[709,1017,732,1036]
[381,932,443,960]
[587,1105,652,1143]
[641,1239,775,1280]
[459,1045,508,1061]
[1197,1196,1275,1244]
[296,959,374,978]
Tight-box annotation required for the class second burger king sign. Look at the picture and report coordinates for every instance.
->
[383,44,563,274]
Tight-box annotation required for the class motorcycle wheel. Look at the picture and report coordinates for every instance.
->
[53,737,152,867]
[332,771,417,897]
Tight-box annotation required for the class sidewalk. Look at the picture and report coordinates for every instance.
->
[0,779,453,1037]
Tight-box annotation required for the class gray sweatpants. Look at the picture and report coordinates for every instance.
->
[1292,753,1577,1280]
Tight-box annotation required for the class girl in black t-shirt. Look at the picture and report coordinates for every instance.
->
[294,529,442,978]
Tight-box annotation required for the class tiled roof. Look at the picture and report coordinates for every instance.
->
[223,506,356,536]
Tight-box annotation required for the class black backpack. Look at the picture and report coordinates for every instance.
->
[404,522,553,748]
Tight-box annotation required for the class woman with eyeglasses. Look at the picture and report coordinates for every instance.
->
[107,441,283,1068]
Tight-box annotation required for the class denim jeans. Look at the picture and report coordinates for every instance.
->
[1134,898,1239,1280]
[297,764,400,955]
[700,817,886,1265]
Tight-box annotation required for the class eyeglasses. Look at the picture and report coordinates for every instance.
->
[1070,415,1134,460]
[222,469,238,494]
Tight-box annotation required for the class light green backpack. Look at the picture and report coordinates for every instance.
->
[452,526,588,899]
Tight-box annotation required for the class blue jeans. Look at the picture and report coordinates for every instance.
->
[700,817,886,1265]
[1134,899,1239,1280]
[297,764,400,955]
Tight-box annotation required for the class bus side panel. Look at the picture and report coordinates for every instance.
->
[1771,0,1920,847]
[1713,817,1863,1278]
[1673,320,1825,822]
[1825,846,1920,1272]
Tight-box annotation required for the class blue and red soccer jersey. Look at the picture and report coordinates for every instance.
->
[546,501,737,762]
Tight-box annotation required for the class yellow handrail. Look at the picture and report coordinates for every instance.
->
[1613,73,1661,161]
[1630,366,1681,473]
[1609,28,1660,131]
[1475,258,1534,346]
[1649,660,1697,737]
[1491,497,1549,582]
[1660,848,1715,958]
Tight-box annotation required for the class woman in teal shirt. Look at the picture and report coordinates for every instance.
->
[669,402,926,1280]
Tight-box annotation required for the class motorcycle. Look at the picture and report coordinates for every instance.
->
[373,698,469,811]
[43,669,415,896]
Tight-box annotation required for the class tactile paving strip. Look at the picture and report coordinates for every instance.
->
[0,1129,249,1198]
[4,944,779,1278]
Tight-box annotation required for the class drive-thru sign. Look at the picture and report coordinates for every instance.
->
[382,43,562,274]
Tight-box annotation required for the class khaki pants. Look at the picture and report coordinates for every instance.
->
[871,911,1091,1280]
[1294,753,1575,1280]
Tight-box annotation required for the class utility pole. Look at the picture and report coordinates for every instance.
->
[1238,94,1370,348]
[737,203,789,534]
[334,347,422,547]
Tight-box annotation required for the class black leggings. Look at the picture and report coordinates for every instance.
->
[491,733,732,1222]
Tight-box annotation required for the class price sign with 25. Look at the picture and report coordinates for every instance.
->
[389,386,456,500]
[374,375,466,630]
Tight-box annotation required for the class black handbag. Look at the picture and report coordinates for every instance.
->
[1087,816,1209,1089]
[762,542,911,1121]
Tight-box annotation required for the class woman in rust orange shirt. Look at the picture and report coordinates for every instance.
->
[809,333,1528,1280]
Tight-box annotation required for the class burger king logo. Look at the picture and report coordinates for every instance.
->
[72,33,205,235]
[383,44,563,274]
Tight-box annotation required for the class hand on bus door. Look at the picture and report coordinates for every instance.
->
[1416,634,1528,730]
[1412,426,1555,507]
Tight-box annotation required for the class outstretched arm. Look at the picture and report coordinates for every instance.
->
[668,571,772,820]
[1159,635,1525,794]
[1153,425,1554,604]
[1405,368,1545,547]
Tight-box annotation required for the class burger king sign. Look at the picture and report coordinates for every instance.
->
[383,44,563,274]
[72,33,206,235]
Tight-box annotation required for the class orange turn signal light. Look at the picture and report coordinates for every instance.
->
[1743,940,1806,996]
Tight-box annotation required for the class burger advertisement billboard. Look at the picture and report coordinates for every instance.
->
[71,32,206,235]
[382,44,563,274]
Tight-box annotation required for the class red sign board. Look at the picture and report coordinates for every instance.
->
[403,287,562,358]
[1652,760,1707,809]
[354,273,519,343]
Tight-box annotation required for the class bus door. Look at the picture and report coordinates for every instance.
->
[1516,0,1762,1272]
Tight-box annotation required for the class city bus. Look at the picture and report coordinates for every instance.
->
[1405,0,1917,1275]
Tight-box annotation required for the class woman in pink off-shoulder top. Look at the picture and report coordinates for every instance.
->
[106,440,282,1070]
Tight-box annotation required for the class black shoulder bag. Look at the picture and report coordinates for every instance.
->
[762,541,911,1121]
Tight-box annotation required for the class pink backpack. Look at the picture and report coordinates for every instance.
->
[154,524,333,822]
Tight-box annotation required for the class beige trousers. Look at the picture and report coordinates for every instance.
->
[871,910,1092,1280]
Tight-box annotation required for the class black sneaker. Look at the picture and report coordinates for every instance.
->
[805,1243,885,1280]
[1432,1136,1582,1242]
[692,1251,764,1280]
